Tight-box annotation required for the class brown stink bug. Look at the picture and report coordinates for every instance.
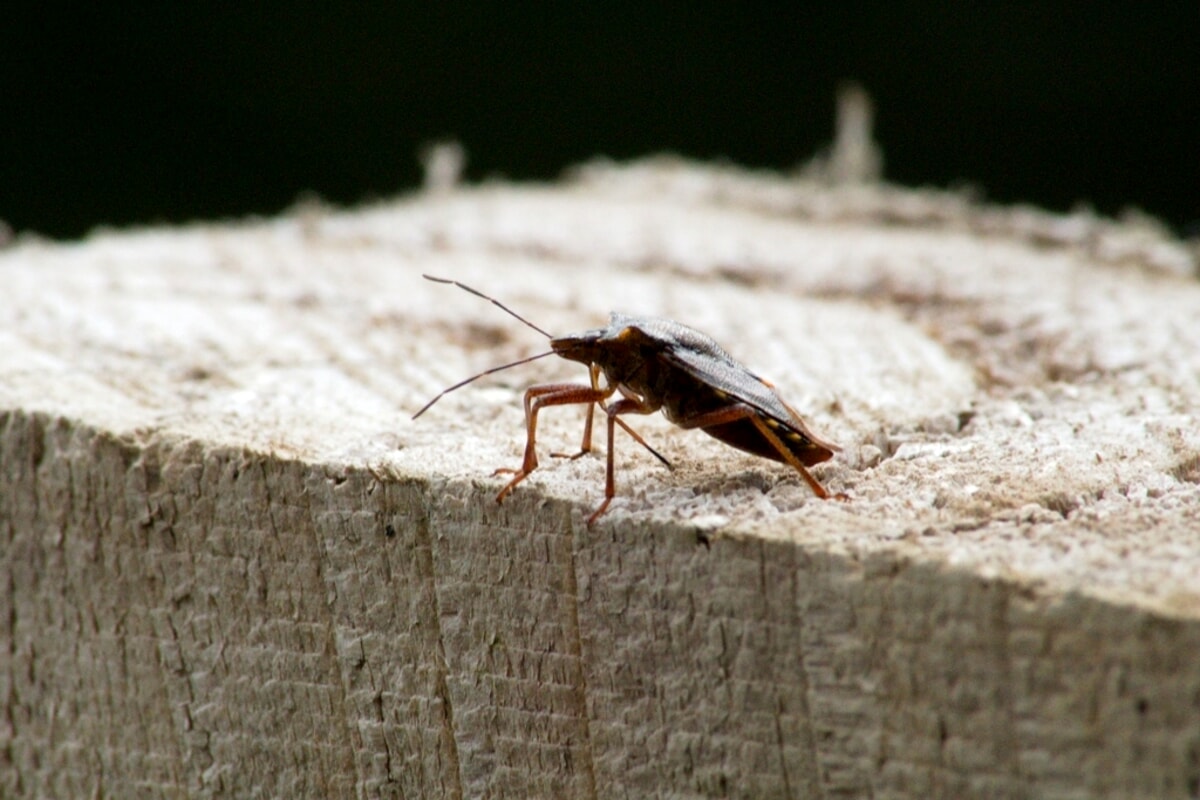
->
[413,275,843,524]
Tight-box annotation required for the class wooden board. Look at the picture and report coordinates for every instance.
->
[3,158,1199,798]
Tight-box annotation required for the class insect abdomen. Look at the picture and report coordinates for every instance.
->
[701,418,834,467]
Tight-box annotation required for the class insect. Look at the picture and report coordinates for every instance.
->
[413,274,843,524]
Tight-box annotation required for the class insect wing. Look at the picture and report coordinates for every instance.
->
[655,327,840,463]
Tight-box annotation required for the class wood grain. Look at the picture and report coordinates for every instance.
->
[3,159,1199,798]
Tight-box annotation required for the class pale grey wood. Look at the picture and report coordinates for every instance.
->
[2,159,1199,799]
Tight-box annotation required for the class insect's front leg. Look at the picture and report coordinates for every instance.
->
[495,382,614,504]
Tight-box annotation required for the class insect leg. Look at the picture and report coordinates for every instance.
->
[774,395,842,454]
[550,363,600,460]
[675,403,836,499]
[612,419,672,469]
[495,382,614,504]
[587,396,659,526]
[550,363,672,469]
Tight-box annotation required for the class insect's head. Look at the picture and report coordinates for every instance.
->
[552,319,650,371]
[549,327,605,366]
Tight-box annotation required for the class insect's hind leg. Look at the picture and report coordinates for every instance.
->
[747,414,835,499]
[674,402,839,500]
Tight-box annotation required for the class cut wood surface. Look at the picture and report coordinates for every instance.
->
[2,158,1199,798]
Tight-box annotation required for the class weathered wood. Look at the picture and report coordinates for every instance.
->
[2,159,1199,798]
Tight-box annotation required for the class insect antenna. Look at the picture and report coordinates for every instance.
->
[416,274,671,472]
[422,274,553,338]
[412,349,556,419]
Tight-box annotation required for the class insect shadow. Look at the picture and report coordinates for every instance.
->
[414,275,844,524]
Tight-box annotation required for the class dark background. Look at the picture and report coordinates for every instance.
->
[4,4,1198,241]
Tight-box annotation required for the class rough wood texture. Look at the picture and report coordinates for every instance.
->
[3,159,1199,799]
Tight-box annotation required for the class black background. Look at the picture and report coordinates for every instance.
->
[4,4,1198,240]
